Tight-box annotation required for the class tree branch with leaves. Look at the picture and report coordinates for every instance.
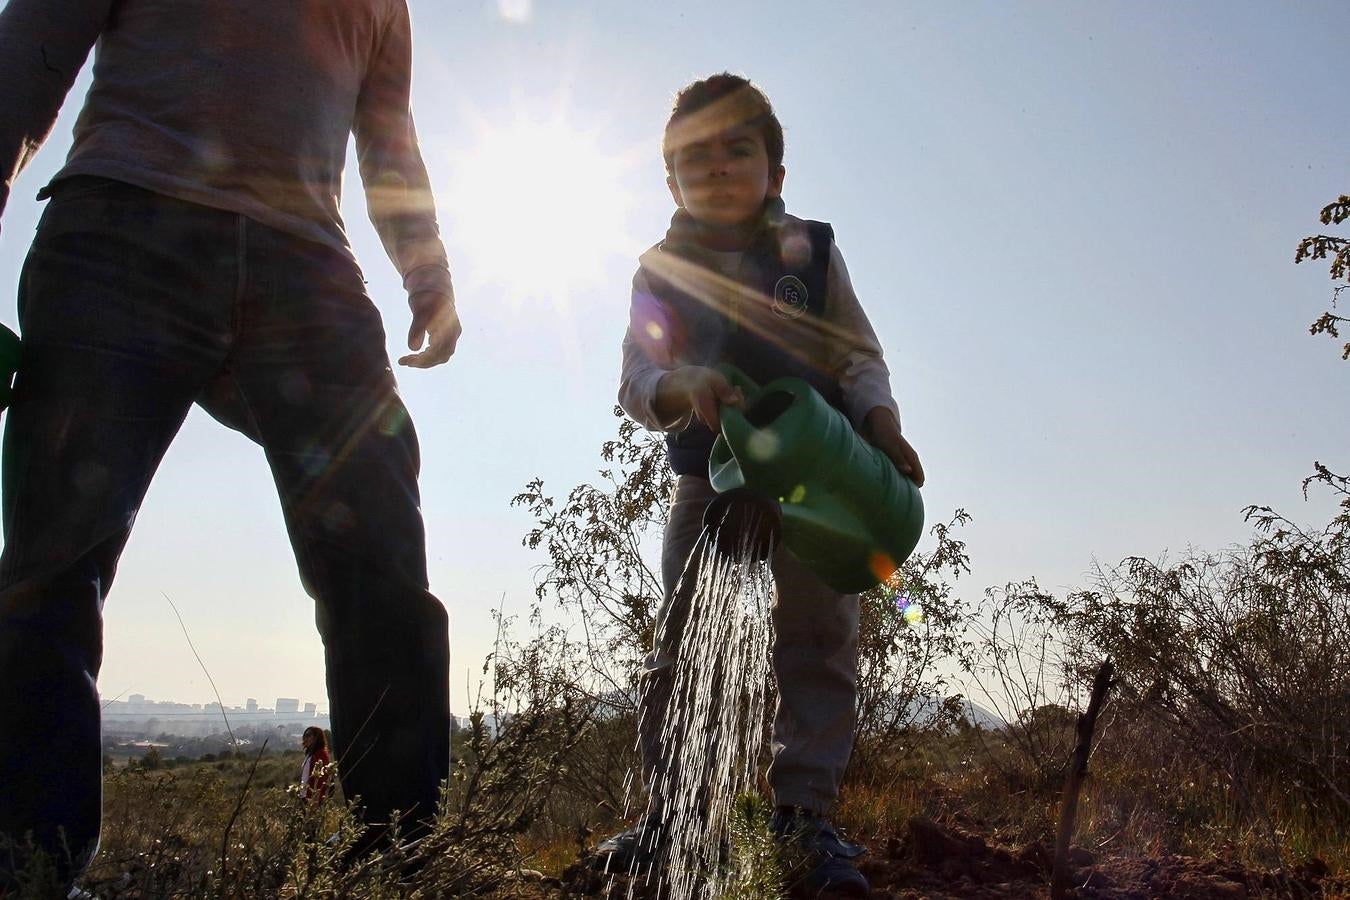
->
[1294,194,1349,359]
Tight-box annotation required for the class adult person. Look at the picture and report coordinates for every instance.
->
[0,0,459,889]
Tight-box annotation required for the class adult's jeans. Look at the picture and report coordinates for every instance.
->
[0,178,451,887]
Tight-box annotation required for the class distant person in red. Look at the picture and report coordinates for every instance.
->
[300,727,333,805]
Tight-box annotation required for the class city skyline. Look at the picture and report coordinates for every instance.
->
[109,693,323,712]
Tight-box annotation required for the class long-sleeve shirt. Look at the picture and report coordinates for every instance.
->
[0,0,450,294]
[619,241,901,435]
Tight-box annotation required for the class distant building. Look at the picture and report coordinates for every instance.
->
[275,698,300,714]
[99,693,329,740]
[128,694,145,705]
[246,698,258,712]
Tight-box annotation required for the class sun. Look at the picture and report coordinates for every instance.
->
[436,112,640,309]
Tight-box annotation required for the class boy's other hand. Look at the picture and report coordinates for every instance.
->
[400,289,461,368]
[657,365,744,431]
[863,406,925,487]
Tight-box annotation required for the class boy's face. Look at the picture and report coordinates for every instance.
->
[667,123,785,228]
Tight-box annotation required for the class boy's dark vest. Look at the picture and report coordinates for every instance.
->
[638,214,845,476]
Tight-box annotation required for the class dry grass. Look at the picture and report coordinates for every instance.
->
[828,719,1350,875]
[6,708,1346,899]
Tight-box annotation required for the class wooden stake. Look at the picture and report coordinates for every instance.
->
[1051,659,1115,899]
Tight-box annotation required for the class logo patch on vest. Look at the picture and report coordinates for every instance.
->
[772,275,809,319]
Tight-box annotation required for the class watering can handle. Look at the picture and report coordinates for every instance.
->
[713,363,760,444]
[715,363,760,404]
[706,364,761,491]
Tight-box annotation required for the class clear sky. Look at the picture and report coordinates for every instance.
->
[0,1,1344,714]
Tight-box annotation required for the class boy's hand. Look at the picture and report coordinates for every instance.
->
[399,289,461,368]
[656,365,744,431]
[863,406,925,487]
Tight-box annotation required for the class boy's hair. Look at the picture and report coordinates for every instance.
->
[662,73,784,173]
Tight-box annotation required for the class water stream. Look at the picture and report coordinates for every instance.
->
[617,511,778,899]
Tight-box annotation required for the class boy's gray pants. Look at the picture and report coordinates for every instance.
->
[638,475,860,815]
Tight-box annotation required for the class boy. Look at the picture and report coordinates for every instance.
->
[606,74,924,897]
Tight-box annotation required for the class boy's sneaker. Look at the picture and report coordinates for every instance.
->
[770,807,869,898]
[591,815,666,875]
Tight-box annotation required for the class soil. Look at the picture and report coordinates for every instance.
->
[507,816,1349,899]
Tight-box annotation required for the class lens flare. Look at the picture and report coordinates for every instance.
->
[746,429,780,462]
[868,550,897,584]
[894,591,925,625]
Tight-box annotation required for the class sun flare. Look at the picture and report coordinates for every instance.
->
[437,114,639,309]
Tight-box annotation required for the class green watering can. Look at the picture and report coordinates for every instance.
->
[704,364,924,594]
[0,324,18,411]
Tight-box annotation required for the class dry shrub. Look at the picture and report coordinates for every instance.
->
[512,409,673,710]
[934,466,1350,868]
[1051,468,1349,827]
[853,511,976,761]
[508,412,672,860]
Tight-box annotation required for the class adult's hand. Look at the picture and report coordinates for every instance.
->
[399,289,460,368]
[656,365,744,431]
[863,406,925,488]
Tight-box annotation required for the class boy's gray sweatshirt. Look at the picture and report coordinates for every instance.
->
[619,242,902,436]
[0,0,450,294]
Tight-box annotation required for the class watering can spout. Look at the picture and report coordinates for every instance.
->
[702,488,781,563]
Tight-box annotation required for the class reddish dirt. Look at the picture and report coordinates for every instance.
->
[853,817,1347,899]
[514,817,1348,899]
